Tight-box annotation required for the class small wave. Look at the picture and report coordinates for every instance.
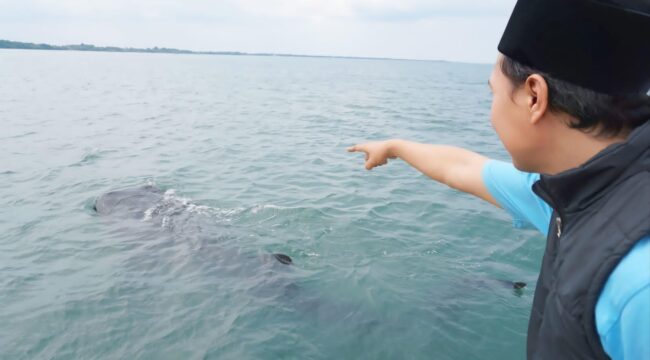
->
[249,204,288,214]
[140,187,249,225]
[80,148,102,163]
[162,189,215,216]
[161,215,171,229]
[142,206,156,222]
[71,148,114,167]
[137,185,320,230]
[3,131,36,140]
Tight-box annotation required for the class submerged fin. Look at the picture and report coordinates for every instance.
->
[273,253,293,265]
[492,279,527,290]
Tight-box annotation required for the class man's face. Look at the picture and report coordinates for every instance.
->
[488,57,542,172]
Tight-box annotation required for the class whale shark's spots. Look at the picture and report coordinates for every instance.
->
[273,253,293,265]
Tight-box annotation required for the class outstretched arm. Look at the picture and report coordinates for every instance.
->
[347,139,498,207]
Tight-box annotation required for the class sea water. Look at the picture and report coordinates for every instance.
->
[0,50,545,359]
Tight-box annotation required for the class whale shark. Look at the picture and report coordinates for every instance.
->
[93,185,527,293]
[92,185,377,326]
[93,184,526,283]
[94,185,293,266]
[92,185,526,343]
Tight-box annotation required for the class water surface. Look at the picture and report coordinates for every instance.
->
[0,50,544,359]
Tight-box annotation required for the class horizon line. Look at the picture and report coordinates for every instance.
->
[0,39,490,65]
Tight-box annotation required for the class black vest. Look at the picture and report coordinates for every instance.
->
[527,121,650,359]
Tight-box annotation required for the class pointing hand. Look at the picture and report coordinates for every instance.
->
[347,141,397,170]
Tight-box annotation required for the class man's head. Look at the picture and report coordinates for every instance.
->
[488,55,650,173]
[490,0,650,174]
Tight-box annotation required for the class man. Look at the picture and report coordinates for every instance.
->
[348,0,650,358]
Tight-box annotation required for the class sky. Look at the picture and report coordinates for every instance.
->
[0,0,516,63]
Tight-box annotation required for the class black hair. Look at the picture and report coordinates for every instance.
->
[500,55,650,137]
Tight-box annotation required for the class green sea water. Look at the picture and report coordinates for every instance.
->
[0,49,545,359]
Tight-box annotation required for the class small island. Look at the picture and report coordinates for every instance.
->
[0,39,405,61]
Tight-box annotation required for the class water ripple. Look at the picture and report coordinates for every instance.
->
[0,51,541,360]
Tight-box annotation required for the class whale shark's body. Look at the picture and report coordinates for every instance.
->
[93,185,525,340]
[94,185,294,266]
[94,185,164,217]
[93,185,379,328]
[94,185,526,285]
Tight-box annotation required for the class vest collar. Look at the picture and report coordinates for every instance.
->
[533,121,650,215]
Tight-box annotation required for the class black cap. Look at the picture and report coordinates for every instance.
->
[498,0,650,96]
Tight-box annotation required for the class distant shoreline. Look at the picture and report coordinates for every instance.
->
[0,39,444,63]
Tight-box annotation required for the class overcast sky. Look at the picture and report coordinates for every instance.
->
[0,0,516,63]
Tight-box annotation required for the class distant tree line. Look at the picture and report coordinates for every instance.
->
[0,39,408,61]
[0,39,247,55]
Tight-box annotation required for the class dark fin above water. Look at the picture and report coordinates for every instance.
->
[513,282,527,289]
[492,279,527,290]
[273,253,293,265]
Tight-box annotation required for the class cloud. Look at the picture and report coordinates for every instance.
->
[234,0,352,19]
[1,0,514,22]
[234,0,514,21]
[0,0,515,62]
[0,0,240,22]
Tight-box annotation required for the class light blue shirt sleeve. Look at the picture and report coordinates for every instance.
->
[596,238,650,360]
[481,159,553,235]
[482,159,650,360]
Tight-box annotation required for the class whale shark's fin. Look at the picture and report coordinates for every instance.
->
[273,253,293,265]
[513,282,527,289]
[491,279,527,290]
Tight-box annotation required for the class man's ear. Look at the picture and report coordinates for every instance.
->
[524,74,550,124]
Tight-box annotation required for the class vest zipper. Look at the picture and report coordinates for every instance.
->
[533,180,565,239]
